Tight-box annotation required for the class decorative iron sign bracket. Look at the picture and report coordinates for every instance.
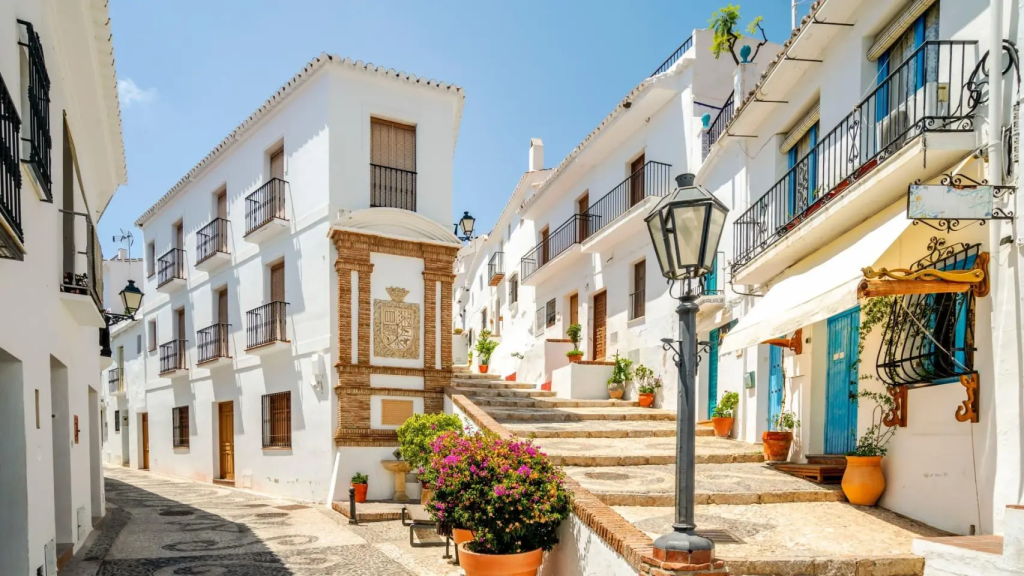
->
[907,173,1015,232]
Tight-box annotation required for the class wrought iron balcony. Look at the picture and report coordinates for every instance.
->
[370,164,417,211]
[245,178,287,236]
[629,289,646,321]
[580,160,672,241]
[107,367,123,394]
[702,92,734,161]
[59,209,103,323]
[157,248,186,287]
[651,36,694,77]
[520,214,597,281]
[732,40,979,272]
[488,252,504,286]
[0,71,23,260]
[197,323,230,364]
[246,301,289,350]
[159,339,187,375]
[17,20,51,200]
[196,218,229,264]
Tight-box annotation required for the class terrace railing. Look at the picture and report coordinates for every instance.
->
[581,161,672,241]
[245,178,287,235]
[702,92,735,161]
[157,248,185,287]
[651,36,694,77]
[197,323,230,364]
[196,218,229,263]
[520,214,597,281]
[246,301,288,350]
[370,164,417,211]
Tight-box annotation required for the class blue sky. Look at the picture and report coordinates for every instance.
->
[100,0,808,257]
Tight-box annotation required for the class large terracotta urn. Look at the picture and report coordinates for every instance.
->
[842,455,886,506]
[458,543,543,576]
[711,416,734,438]
[761,431,793,462]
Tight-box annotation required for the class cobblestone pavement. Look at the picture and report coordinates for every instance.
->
[64,466,464,576]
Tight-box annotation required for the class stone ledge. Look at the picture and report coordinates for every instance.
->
[719,555,924,576]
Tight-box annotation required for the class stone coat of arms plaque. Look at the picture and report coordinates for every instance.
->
[373,286,420,359]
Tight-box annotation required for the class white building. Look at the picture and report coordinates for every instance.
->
[0,0,127,573]
[104,53,464,504]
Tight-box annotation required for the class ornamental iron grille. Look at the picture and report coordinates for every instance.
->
[875,239,978,388]
[17,20,51,200]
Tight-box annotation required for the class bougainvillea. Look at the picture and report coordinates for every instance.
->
[425,431,572,554]
[396,413,464,483]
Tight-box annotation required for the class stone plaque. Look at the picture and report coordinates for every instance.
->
[373,287,420,359]
[381,399,414,426]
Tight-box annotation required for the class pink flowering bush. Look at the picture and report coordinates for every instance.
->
[425,431,572,554]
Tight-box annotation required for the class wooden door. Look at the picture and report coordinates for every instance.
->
[218,290,229,324]
[577,193,589,241]
[175,222,184,250]
[141,413,149,470]
[216,191,227,219]
[630,154,646,206]
[592,292,607,360]
[825,308,861,454]
[218,402,235,480]
[540,228,550,265]
[270,263,285,302]
[270,148,285,180]
[569,294,579,327]
[176,309,186,341]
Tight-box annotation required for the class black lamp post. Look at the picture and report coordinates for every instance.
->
[454,211,476,242]
[644,173,728,563]
[104,279,145,326]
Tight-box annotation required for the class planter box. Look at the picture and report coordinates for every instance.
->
[551,363,614,400]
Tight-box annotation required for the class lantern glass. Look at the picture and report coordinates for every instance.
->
[459,211,476,237]
[120,280,144,316]
[701,203,727,273]
[669,203,705,273]
[645,174,729,281]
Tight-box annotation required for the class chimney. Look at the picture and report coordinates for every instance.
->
[529,138,544,171]
[117,248,127,260]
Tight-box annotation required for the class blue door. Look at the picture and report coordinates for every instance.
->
[825,307,861,454]
[707,328,720,418]
[768,345,784,428]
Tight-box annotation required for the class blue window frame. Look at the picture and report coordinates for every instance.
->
[787,123,819,217]
[877,4,939,122]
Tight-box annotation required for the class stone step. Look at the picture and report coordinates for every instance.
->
[536,436,764,467]
[503,420,683,438]
[483,406,676,422]
[450,373,504,381]
[449,380,537,390]
[564,462,846,507]
[447,387,555,398]
[469,396,639,409]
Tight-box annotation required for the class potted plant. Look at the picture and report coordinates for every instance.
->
[396,413,464,504]
[763,409,799,462]
[351,472,368,503]
[606,353,633,400]
[633,365,660,407]
[426,431,572,576]
[711,391,739,437]
[474,330,498,374]
[565,323,584,363]
[842,390,897,506]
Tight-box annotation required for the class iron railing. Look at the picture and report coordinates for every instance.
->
[246,301,288,350]
[370,164,417,211]
[261,392,292,448]
[629,289,646,320]
[581,161,672,239]
[733,40,979,270]
[0,71,22,259]
[159,340,187,374]
[59,210,103,312]
[488,251,504,284]
[196,218,229,264]
[17,20,51,200]
[157,248,186,287]
[651,36,694,77]
[108,367,122,394]
[520,214,596,280]
[245,178,287,235]
[702,92,735,161]
[197,323,231,364]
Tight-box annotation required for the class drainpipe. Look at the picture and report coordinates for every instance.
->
[988,0,1004,188]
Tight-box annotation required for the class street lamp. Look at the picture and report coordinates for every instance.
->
[454,211,476,242]
[105,280,145,326]
[644,173,728,565]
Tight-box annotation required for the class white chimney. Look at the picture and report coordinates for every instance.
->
[529,138,544,171]
[117,248,127,260]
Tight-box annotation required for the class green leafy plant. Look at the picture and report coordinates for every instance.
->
[351,472,368,485]
[709,4,768,64]
[565,323,583,357]
[467,350,473,364]
[634,365,662,394]
[396,413,465,483]
[712,391,739,418]
[607,353,634,389]
[849,390,897,457]
[770,410,800,432]
[474,330,499,366]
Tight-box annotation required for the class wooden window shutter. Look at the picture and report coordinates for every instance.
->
[218,290,229,324]
[217,190,227,219]
[371,119,416,171]
[270,263,285,302]
[270,148,284,180]
[262,392,291,448]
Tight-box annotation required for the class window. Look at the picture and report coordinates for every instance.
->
[172,406,189,448]
[876,4,939,121]
[148,319,157,351]
[787,122,819,216]
[631,260,646,320]
[136,334,142,354]
[147,242,155,277]
[114,410,120,433]
[509,274,519,305]
[370,118,417,210]
[545,299,556,328]
[17,20,51,198]
[482,308,488,332]
[262,392,291,448]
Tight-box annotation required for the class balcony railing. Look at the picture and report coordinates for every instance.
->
[651,36,694,77]
[159,340,187,374]
[108,367,122,394]
[17,20,51,200]
[488,251,504,285]
[245,178,287,235]
[197,323,230,364]
[370,164,417,211]
[581,161,672,240]
[702,92,735,161]
[521,214,596,281]
[157,248,185,287]
[732,40,979,271]
[246,301,288,350]
[0,72,23,260]
[59,209,103,311]
[629,289,646,320]
[196,218,229,264]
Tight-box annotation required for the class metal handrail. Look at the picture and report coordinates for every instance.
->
[652,36,694,77]
[702,92,735,161]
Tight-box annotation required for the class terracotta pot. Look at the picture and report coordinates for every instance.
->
[452,528,474,546]
[638,393,655,407]
[761,431,793,462]
[479,365,489,374]
[352,483,368,503]
[567,353,583,364]
[420,482,433,504]
[842,455,886,506]
[458,543,543,576]
[608,387,624,400]
[711,416,734,438]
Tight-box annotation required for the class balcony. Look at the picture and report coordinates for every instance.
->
[651,35,693,77]
[732,40,980,284]
[195,218,230,272]
[370,164,416,211]
[580,160,673,254]
[245,178,288,243]
[702,92,734,161]
[108,367,124,395]
[17,20,51,201]
[0,72,24,260]
[520,214,595,285]
[159,340,187,376]
[197,323,231,368]
[58,210,104,327]
[246,301,289,355]
[156,248,186,292]
[488,252,504,286]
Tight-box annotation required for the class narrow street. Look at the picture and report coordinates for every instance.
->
[64,467,462,576]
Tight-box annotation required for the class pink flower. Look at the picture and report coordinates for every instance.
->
[494,485,509,496]
[516,465,531,476]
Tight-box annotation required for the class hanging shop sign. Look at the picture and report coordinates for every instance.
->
[906,173,1014,232]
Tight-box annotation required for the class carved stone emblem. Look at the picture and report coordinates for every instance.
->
[373,287,420,359]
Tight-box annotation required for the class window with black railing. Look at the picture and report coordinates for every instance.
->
[157,248,186,286]
[197,323,230,364]
[629,289,646,320]
[245,178,287,235]
[702,92,735,161]
[651,36,694,77]
[488,251,504,284]
[262,391,292,448]
[172,406,189,448]
[108,367,121,394]
[246,301,288,350]
[159,340,187,374]
[60,209,103,312]
[0,72,22,260]
[580,161,672,240]
[370,164,417,211]
[196,218,229,263]
[545,299,556,328]
[520,214,596,280]
[17,20,51,199]
[732,40,979,270]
